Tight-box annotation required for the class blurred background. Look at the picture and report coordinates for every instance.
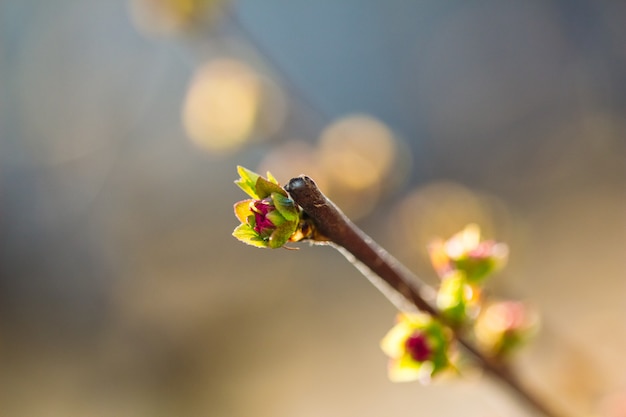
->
[1,1,625,416]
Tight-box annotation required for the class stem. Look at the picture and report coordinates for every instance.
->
[285,175,568,417]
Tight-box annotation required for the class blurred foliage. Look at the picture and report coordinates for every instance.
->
[379,224,537,384]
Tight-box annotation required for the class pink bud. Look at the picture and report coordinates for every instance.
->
[251,199,276,235]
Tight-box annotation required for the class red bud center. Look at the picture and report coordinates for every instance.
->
[252,199,276,235]
[405,332,431,362]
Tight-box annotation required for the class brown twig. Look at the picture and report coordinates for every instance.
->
[285,175,568,417]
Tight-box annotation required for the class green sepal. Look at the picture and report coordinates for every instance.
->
[437,273,470,325]
[263,210,287,233]
[497,332,525,357]
[266,171,279,185]
[235,166,261,199]
[453,257,495,284]
[268,221,297,248]
[422,320,451,374]
[255,176,287,199]
[271,192,299,222]
[232,223,268,248]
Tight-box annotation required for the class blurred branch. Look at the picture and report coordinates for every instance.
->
[285,175,569,417]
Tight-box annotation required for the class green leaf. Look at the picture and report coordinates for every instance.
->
[235,166,261,199]
[454,257,494,284]
[266,209,287,227]
[266,171,279,185]
[237,165,260,184]
[232,224,268,248]
[255,176,286,199]
[268,221,297,248]
[271,192,299,222]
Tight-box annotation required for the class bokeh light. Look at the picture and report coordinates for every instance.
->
[182,59,261,153]
[317,115,399,219]
[129,0,225,36]
[253,75,288,140]
[318,115,396,191]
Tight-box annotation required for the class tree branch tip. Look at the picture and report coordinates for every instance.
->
[285,176,315,193]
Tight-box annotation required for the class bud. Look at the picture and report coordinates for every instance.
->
[251,198,285,237]
[232,166,301,248]
[428,224,508,284]
[436,271,480,325]
[473,300,538,358]
[380,313,452,383]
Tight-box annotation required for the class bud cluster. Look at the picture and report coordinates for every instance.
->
[381,224,538,383]
[428,224,509,325]
[232,166,302,248]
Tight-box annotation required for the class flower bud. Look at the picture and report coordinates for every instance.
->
[436,271,480,325]
[428,224,508,284]
[474,300,538,357]
[380,313,452,383]
[405,332,432,362]
[232,166,301,248]
[251,198,285,237]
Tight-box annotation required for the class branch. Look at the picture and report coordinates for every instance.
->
[285,175,568,417]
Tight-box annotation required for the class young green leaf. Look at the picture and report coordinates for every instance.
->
[232,223,268,248]
[271,192,299,222]
[255,176,287,199]
[235,166,261,199]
